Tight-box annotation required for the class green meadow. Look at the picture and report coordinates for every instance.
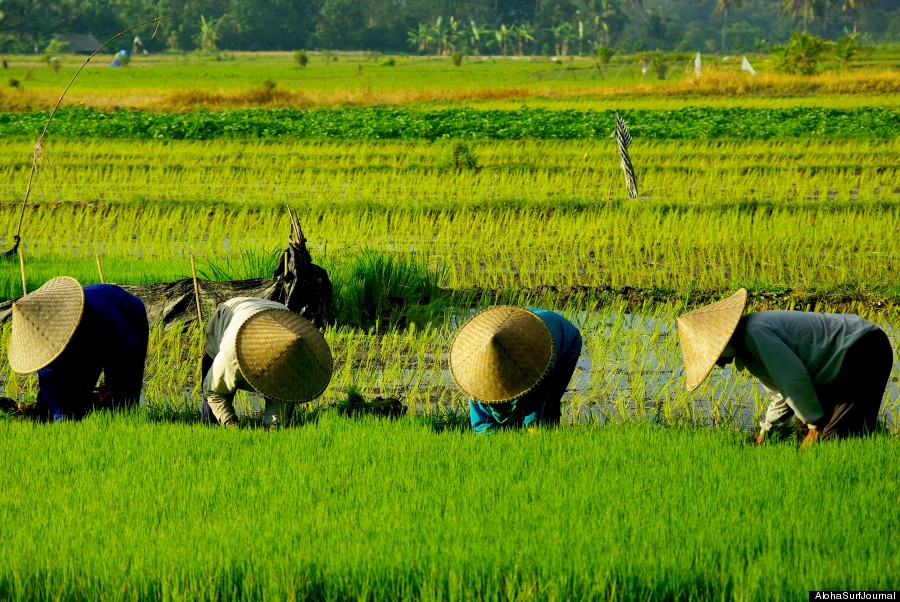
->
[0,51,898,600]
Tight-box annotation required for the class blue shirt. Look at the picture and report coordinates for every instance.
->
[37,285,148,422]
[469,309,582,433]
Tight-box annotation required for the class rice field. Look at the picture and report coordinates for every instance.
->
[0,415,897,601]
[0,52,898,601]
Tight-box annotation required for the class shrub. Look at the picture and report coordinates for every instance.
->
[833,33,861,71]
[436,141,479,171]
[595,45,614,66]
[294,50,309,67]
[450,51,463,67]
[771,30,829,75]
[43,37,71,57]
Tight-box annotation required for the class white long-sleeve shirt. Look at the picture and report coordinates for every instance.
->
[733,311,879,431]
[203,297,289,427]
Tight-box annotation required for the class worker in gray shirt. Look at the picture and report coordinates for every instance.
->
[677,289,894,448]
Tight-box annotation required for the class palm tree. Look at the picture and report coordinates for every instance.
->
[713,0,743,53]
[431,16,448,55]
[447,16,465,53]
[782,0,829,32]
[194,15,220,53]
[841,0,874,32]
[512,23,536,56]
[407,23,431,54]
[468,20,491,55]
[494,24,511,56]
[552,22,575,57]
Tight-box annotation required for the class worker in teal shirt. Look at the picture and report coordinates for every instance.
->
[449,306,583,434]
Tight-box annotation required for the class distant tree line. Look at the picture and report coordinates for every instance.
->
[0,0,897,55]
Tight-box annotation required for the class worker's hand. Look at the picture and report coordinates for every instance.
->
[800,428,820,450]
[96,386,114,409]
[754,431,766,446]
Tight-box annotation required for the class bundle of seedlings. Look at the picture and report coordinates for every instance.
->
[336,386,405,419]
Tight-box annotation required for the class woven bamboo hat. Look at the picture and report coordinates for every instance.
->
[235,308,332,403]
[449,306,555,403]
[676,288,748,391]
[8,276,85,374]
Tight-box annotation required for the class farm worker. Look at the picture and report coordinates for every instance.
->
[200,297,333,429]
[449,306,582,434]
[7,276,149,422]
[676,288,894,448]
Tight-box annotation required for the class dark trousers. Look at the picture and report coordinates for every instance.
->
[817,328,894,440]
[199,353,218,424]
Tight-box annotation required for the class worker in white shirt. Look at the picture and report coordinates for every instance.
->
[677,288,894,448]
[200,297,333,429]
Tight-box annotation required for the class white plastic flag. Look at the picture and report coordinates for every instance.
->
[741,56,756,75]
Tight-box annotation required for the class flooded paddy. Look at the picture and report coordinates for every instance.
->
[2,307,897,432]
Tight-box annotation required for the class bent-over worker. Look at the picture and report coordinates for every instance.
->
[449,306,583,434]
[200,297,333,429]
[8,276,149,422]
[677,288,894,448]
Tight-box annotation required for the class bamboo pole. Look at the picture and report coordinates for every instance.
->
[190,255,203,322]
[2,16,173,257]
[95,253,105,283]
[18,245,27,295]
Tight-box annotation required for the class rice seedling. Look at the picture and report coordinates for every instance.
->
[0,414,897,601]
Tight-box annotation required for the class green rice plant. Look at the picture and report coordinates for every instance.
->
[196,247,282,281]
[0,415,897,600]
[327,247,447,328]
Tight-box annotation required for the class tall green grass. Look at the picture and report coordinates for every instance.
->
[0,414,896,601]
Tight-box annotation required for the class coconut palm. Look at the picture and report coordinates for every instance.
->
[493,24,511,56]
[468,20,491,55]
[512,23,536,56]
[713,0,743,53]
[841,0,874,32]
[781,0,829,32]
[593,0,626,47]
[552,22,575,57]
[407,23,431,54]
[194,15,220,54]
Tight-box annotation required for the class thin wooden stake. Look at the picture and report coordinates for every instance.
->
[190,254,203,322]
[18,245,27,295]
[95,253,105,283]
[283,252,289,277]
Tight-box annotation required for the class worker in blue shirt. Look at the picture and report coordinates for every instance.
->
[7,277,148,422]
[449,306,583,433]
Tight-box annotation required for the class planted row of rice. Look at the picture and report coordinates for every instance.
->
[4,202,899,302]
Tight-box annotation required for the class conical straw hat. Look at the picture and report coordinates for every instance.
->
[235,309,333,403]
[8,276,85,374]
[449,306,554,403]
[676,288,748,391]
